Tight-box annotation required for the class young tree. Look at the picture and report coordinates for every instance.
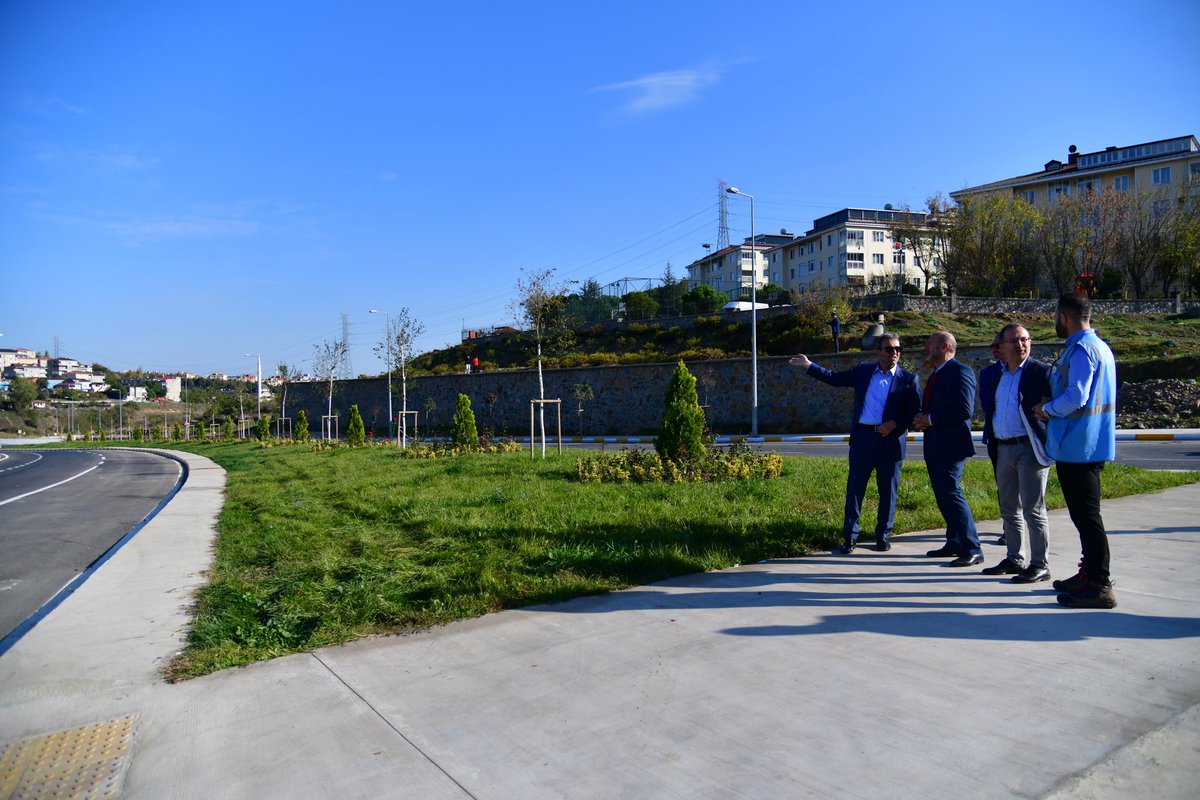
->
[222,417,235,440]
[451,393,479,447]
[656,361,706,464]
[346,404,365,446]
[511,267,574,457]
[1076,187,1127,297]
[172,421,183,441]
[255,414,271,441]
[622,291,659,320]
[275,362,300,428]
[685,284,726,314]
[295,409,310,443]
[571,383,594,436]
[1029,194,1083,296]
[312,339,349,422]
[373,308,425,449]
[196,420,206,441]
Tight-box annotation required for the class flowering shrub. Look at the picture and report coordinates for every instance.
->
[576,444,782,484]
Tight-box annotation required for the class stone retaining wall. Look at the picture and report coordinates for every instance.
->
[287,343,1064,437]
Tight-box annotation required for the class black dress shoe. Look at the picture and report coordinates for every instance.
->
[949,554,984,567]
[875,540,892,552]
[926,545,958,558]
[981,558,1024,575]
[839,541,857,554]
[1012,565,1051,583]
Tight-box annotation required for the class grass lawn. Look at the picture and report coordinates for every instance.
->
[159,441,1200,679]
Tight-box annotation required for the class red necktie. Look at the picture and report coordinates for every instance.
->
[923,369,940,412]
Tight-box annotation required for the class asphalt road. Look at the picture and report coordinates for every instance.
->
[0,449,182,641]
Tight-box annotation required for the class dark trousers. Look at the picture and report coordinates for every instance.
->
[925,457,981,555]
[1056,461,1110,584]
[843,431,901,543]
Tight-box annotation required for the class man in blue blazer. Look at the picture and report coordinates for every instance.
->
[790,333,921,553]
[979,323,1055,583]
[914,331,983,566]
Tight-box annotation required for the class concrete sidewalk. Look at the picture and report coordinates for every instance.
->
[1,450,1198,799]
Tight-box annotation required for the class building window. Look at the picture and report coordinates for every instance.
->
[892,252,906,266]
[827,234,833,246]
[1049,181,1070,201]
[847,253,864,269]
[809,242,815,254]
[827,256,833,271]
[1078,179,1096,194]
[1113,175,1129,192]
[1153,167,1172,185]
[872,253,884,265]
[808,260,815,272]
[839,230,847,244]
[873,231,885,242]
[1191,163,1200,181]
[1022,190,1036,203]
[790,268,795,279]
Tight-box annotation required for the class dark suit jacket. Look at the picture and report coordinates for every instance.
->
[922,358,976,464]
[806,361,921,461]
[978,360,1003,465]
[980,358,1053,464]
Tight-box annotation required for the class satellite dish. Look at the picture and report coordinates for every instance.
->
[884,203,894,210]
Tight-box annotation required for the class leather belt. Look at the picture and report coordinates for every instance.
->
[996,435,1030,446]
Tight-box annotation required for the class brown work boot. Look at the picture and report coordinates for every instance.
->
[1052,561,1089,593]
[1057,583,1117,609]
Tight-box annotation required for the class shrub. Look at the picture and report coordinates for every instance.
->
[451,393,479,447]
[132,428,142,442]
[173,422,184,441]
[223,418,235,440]
[656,361,706,464]
[347,405,366,446]
[255,415,271,442]
[575,446,783,484]
[196,421,206,440]
[295,410,310,443]
[152,424,164,441]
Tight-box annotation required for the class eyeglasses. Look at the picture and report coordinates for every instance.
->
[1002,336,1032,344]
[881,346,902,353]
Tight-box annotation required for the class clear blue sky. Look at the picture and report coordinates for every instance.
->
[3,0,1198,378]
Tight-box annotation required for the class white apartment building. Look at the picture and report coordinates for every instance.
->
[766,208,933,293]
[685,233,797,299]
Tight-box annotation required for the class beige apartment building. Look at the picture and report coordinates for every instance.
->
[951,134,1200,207]
[684,233,794,300]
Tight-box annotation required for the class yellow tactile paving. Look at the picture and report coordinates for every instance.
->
[0,715,137,800]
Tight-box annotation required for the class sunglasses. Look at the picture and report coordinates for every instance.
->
[881,346,902,353]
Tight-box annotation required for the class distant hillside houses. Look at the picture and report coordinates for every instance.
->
[1,348,109,394]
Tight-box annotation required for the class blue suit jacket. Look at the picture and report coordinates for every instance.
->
[980,358,1053,464]
[806,361,921,461]
[922,358,977,463]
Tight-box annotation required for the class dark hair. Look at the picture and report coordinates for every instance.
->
[998,322,1025,340]
[1057,293,1091,323]
[876,333,900,350]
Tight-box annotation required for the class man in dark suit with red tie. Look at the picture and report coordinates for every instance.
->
[790,333,921,553]
[914,331,983,566]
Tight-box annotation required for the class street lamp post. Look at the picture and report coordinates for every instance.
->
[244,353,262,419]
[369,309,393,441]
[726,187,759,437]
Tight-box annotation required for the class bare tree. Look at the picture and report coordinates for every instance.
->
[1030,194,1082,295]
[373,308,425,448]
[889,193,953,294]
[275,362,300,428]
[511,267,574,456]
[1076,187,1127,297]
[312,339,349,421]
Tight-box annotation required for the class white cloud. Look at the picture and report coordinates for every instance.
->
[36,211,260,246]
[592,66,721,115]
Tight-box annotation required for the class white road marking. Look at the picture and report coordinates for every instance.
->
[0,456,102,506]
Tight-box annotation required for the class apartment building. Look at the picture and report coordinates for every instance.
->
[766,208,933,293]
[951,135,1200,206]
[685,233,795,299]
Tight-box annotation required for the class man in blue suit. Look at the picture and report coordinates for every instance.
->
[914,331,983,566]
[790,333,921,553]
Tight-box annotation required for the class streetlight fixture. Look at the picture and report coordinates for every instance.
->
[244,353,262,419]
[369,309,393,441]
[726,186,759,437]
